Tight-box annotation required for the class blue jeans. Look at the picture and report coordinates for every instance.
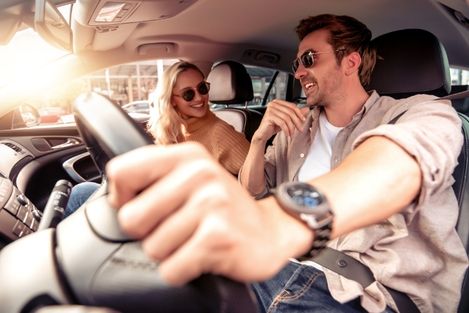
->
[64,182,100,217]
[251,261,395,313]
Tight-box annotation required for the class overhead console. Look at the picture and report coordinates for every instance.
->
[73,0,198,51]
[76,0,198,27]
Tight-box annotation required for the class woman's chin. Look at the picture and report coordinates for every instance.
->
[193,106,208,117]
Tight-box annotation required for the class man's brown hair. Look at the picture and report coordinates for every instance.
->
[296,14,376,86]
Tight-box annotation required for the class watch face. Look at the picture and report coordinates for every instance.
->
[277,182,331,218]
[288,185,323,208]
[277,182,333,232]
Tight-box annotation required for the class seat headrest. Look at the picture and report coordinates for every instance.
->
[207,60,254,104]
[368,29,451,98]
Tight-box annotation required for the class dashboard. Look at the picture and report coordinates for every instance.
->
[0,176,40,241]
[0,137,99,247]
[0,140,33,178]
[0,140,39,243]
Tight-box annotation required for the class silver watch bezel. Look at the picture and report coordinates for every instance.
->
[276,182,332,230]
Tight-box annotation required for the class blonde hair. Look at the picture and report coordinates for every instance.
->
[147,61,205,144]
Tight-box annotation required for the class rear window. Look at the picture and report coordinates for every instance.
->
[450,67,469,85]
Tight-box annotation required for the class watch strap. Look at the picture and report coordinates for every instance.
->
[273,182,334,258]
[301,215,332,258]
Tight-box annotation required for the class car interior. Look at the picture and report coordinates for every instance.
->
[368,28,469,313]
[0,0,468,312]
[208,60,264,142]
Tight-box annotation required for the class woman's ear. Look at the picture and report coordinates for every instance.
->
[344,51,362,76]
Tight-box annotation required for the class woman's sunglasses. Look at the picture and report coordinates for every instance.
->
[292,49,344,73]
[174,81,210,102]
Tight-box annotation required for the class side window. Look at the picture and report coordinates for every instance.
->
[264,71,289,105]
[14,59,178,128]
[244,65,289,107]
[12,60,289,128]
[450,67,469,85]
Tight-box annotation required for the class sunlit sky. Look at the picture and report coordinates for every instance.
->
[0,28,69,88]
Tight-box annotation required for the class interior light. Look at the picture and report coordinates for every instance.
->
[95,2,126,22]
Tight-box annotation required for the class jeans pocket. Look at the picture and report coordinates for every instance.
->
[275,264,322,301]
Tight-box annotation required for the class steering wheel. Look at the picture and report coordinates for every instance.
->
[74,92,154,174]
[0,92,258,313]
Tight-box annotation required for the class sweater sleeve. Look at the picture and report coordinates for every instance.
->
[212,122,250,175]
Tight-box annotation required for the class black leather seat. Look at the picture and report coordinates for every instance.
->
[369,28,469,313]
[207,60,263,141]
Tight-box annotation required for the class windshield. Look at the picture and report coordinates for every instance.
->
[0,29,69,90]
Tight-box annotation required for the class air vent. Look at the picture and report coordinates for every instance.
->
[3,142,22,153]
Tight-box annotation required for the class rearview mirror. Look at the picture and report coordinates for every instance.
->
[18,104,40,128]
[34,0,72,51]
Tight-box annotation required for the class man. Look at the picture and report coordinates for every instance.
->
[107,15,467,313]
[238,14,467,312]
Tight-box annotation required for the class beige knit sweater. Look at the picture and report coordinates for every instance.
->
[183,110,250,175]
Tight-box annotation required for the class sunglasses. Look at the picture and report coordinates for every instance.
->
[292,49,345,73]
[174,81,210,102]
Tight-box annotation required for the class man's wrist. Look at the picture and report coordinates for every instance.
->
[258,196,315,259]
[272,182,334,258]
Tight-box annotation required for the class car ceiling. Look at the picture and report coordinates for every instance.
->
[0,0,468,117]
[68,0,469,73]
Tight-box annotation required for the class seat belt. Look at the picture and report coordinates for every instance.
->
[441,89,469,100]
[306,247,420,313]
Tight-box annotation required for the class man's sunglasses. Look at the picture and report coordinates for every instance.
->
[292,49,345,73]
[174,81,210,102]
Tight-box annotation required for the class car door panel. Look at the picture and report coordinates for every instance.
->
[0,125,99,211]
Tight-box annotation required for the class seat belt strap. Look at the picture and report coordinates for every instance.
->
[388,110,407,124]
[307,247,420,313]
[442,89,469,100]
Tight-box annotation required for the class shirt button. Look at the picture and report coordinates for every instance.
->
[300,153,305,158]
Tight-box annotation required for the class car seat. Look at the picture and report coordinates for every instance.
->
[207,60,263,141]
[368,28,469,313]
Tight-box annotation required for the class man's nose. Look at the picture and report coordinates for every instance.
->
[294,65,307,80]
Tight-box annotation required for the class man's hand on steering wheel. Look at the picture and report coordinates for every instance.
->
[106,142,313,286]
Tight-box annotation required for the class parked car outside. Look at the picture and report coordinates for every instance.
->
[122,100,152,115]
[38,106,65,124]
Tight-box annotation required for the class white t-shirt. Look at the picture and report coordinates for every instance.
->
[294,112,343,270]
[298,112,343,182]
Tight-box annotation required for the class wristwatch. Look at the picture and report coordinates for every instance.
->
[274,181,334,258]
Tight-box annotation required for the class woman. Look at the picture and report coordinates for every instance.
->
[148,61,250,174]
[64,61,250,217]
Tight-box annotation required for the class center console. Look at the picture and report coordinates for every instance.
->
[0,176,41,241]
